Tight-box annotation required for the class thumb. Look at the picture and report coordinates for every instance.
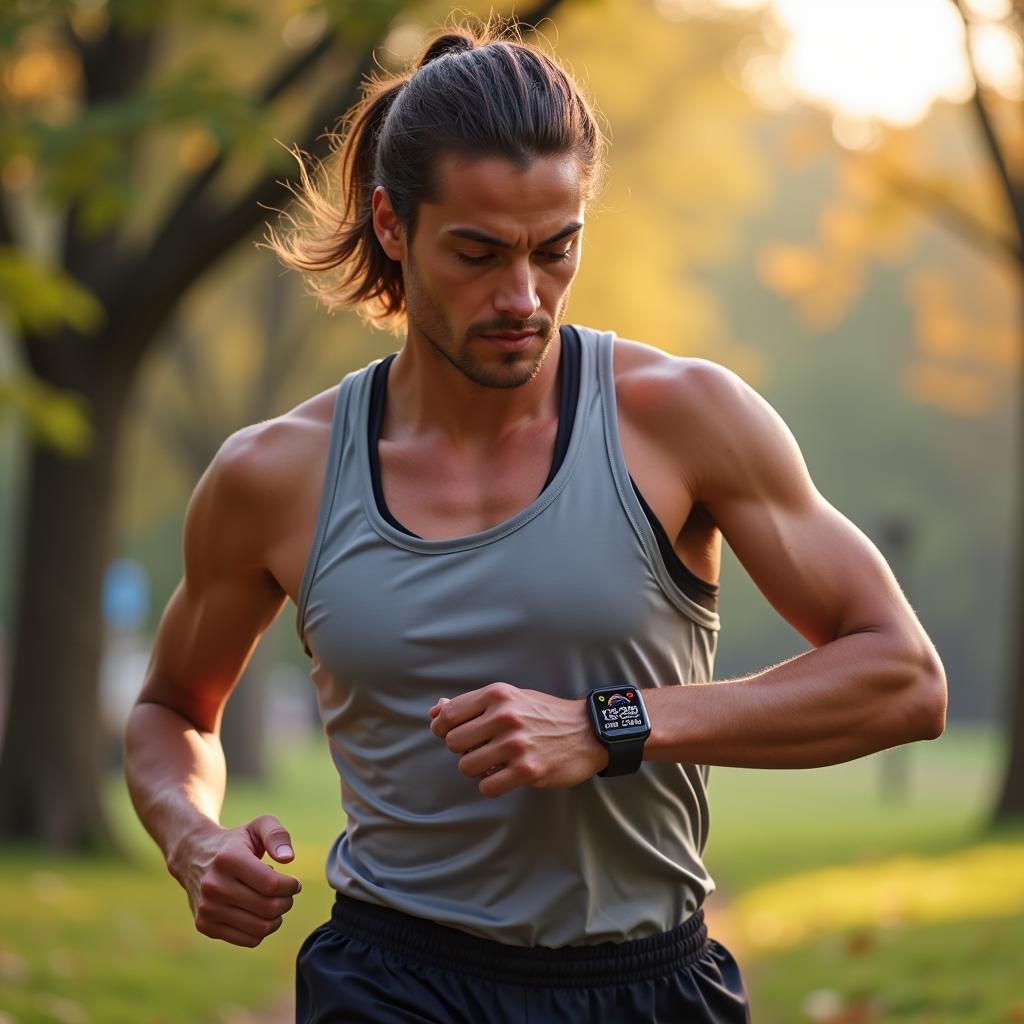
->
[249,814,295,863]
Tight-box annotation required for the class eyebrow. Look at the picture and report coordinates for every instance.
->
[444,222,584,249]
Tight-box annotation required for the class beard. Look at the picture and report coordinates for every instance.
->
[403,253,569,390]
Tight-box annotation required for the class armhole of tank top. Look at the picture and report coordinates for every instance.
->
[295,371,358,654]
[592,328,721,634]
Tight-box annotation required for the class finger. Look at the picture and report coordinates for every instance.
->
[478,764,519,799]
[443,715,500,755]
[197,904,285,947]
[457,737,514,777]
[201,873,296,920]
[248,814,295,863]
[430,683,509,738]
[227,843,302,898]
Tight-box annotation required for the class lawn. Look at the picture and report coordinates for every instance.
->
[0,724,1018,1023]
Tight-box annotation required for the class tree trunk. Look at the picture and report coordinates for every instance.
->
[990,321,1024,825]
[0,353,127,851]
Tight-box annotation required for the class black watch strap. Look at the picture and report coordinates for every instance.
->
[598,739,646,777]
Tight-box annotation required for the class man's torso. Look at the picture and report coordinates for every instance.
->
[255,335,721,605]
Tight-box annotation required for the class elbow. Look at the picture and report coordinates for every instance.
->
[906,646,948,741]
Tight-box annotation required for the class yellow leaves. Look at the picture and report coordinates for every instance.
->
[2,46,81,104]
[905,362,996,416]
[903,261,1020,416]
[758,243,818,295]
[757,242,864,331]
[734,842,1024,953]
[552,0,771,358]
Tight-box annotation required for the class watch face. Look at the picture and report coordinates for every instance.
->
[589,688,650,741]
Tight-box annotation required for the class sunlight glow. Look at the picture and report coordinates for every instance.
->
[736,844,1024,951]
[659,0,1022,137]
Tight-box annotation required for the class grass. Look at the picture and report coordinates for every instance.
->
[0,724,1019,1023]
[704,724,1024,1023]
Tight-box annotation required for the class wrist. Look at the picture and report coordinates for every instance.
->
[165,815,223,883]
[586,686,651,777]
[579,701,610,775]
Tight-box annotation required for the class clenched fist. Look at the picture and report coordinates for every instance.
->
[168,813,302,947]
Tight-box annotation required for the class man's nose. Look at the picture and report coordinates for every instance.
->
[493,262,540,321]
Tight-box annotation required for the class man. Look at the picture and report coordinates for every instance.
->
[124,20,947,1024]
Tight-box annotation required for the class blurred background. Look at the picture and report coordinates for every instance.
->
[0,0,1021,1021]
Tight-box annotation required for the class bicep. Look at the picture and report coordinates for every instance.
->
[691,365,913,649]
[136,434,287,732]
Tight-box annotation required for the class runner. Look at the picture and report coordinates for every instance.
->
[124,18,947,1023]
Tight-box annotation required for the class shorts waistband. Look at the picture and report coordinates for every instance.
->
[328,893,710,987]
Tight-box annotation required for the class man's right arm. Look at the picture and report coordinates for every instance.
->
[124,426,301,947]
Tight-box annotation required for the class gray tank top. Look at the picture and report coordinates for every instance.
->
[296,324,721,947]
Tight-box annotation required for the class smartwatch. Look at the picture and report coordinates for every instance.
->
[587,686,651,777]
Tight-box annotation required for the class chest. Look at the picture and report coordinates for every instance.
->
[377,398,718,584]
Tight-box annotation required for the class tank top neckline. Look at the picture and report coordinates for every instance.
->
[358,325,592,554]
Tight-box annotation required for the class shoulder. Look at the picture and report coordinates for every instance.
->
[609,335,807,502]
[206,387,338,504]
[184,385,340,569]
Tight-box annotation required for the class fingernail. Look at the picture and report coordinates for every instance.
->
[275,844,294,859]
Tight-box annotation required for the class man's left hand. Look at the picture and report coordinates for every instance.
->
[428,682,609,798]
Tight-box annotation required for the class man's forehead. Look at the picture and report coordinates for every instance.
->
[423,152,584,240]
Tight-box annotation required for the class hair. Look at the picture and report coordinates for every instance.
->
[263,15,607,333]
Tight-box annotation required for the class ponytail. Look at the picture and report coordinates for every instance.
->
[263,73,408,327]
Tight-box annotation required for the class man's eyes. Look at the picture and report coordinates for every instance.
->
[455,249,574,266]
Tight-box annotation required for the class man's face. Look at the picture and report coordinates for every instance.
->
[382,153,585,389]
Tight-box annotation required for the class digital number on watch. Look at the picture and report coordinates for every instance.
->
[588,687,650,741]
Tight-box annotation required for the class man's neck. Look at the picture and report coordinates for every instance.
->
[383,331,563,452]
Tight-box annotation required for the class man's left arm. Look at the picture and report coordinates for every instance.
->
[429,359,947,794]
[643,359,947,769]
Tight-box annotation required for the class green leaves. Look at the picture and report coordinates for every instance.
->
[0,371,93,453]
[0,247,104,335]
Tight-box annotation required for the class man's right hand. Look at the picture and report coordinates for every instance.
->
[169,813,302,947]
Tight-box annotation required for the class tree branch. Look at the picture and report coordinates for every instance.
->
[949,0,1024,254]
[105,0,574,372]
[147,31,339,271]
[877,161,1024,266]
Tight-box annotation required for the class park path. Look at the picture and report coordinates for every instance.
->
[241,887,745,1024]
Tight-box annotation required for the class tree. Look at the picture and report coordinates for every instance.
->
[682,0,1023,822]
[0,0,566,850]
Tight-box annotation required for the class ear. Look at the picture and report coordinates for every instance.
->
[372,186,405,262]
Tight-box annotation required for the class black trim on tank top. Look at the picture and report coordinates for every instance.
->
[367,327,719,612]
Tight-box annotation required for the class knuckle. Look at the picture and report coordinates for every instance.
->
[199,876,222,899]
[211,849,234,872]
[505,735,527,756]
[489,682,512,701]
[519,759,541,783]
[494,707,517,727]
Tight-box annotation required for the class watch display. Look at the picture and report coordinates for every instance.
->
[588,687,650,742]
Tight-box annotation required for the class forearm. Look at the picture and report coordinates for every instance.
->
[124,701,227,869]
[643,628,947,769]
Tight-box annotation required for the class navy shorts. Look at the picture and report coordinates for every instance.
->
[296,894,751,1023]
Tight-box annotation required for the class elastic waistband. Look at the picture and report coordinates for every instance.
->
[328,894,710,987]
